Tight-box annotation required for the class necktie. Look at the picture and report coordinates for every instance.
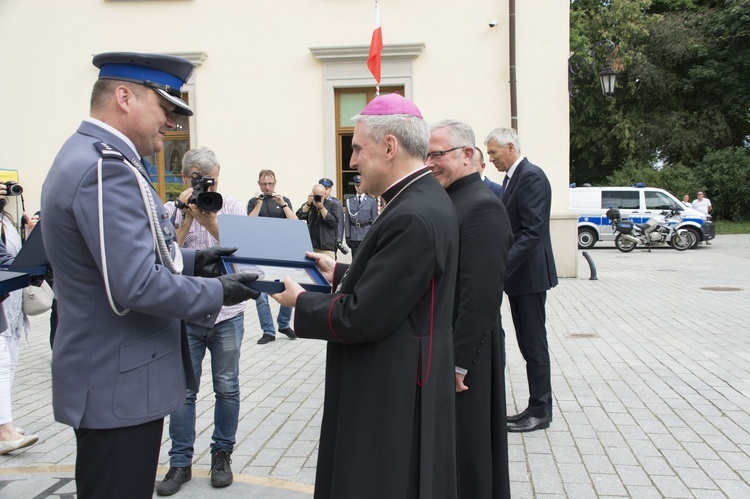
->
[502,175,510,191]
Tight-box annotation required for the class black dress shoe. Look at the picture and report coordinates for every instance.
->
[508,409,553,423]
[507,410,529,422]
[507,414,551,433]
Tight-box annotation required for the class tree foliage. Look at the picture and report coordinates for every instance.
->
[570,0,750,219]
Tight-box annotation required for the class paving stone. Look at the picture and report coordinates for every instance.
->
[7,237,750,498]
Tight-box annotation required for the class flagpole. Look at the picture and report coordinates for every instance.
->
[367,0,382,96]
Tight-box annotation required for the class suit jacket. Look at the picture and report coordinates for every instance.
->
[41,120,224,429]
[502,158,558,296]
[447,173,513,499]
[344,194,378,242]
[294,169,459,499]
[483,175,504,198]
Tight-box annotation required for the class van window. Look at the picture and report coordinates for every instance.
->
[645,191,676,210]
[601,191,639,209]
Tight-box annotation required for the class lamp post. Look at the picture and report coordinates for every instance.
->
[569,39,618,98]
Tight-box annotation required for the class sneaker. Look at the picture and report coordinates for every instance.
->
[278,327,298,340]
[156,466,191,496]
[257,334,275,345]
[210,449,233,488]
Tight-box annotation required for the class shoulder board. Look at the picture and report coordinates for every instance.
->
[94,142,125,159]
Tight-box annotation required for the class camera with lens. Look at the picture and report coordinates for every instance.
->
[3,181,23,196]
[336,241,349,255]
[313,194,323,203]
[258,193,275,200]
[187,172,223,212]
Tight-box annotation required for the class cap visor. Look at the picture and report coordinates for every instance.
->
[155,88,193,116]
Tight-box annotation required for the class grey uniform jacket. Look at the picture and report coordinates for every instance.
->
[41,120,224,430]
[344,194,378,242]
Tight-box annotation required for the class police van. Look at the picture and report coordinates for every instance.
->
[570,185,715,249]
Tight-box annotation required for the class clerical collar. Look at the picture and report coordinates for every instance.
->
[382,167,431,203]
[446,172,481,194]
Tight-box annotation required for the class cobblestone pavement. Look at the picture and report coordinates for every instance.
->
[1,235,748,498]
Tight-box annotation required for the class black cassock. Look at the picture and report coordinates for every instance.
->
[447,173,513,499]
[294,168,459,499]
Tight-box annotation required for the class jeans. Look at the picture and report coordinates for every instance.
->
[255,293,292,336]
[168,313,244,466]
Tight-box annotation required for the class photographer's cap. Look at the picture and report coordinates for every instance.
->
[319,178,334,188]
[353,175,361,184]
[360,92,423,119]
[93,52,195,116]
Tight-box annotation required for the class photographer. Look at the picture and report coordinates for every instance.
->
[296,183,339,259]
[247,170,298,345]
[158,146,248,495]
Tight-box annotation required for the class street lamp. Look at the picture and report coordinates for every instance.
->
[569,39,618,98]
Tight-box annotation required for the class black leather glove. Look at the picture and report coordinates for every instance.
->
[194,246,237,278]
[218,272,261,305]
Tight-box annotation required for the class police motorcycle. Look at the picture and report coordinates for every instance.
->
[606,206,694,253]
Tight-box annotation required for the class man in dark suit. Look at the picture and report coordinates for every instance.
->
[428,120,513,498]
[272,93,459,499]
[473,147,504,198]
[485,127,558,433]
[41,52,258,498]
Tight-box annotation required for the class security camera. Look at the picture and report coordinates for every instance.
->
[489,19,499,28]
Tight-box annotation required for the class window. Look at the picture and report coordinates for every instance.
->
[602,191,639,209]
[645,191,677,210]
[335,87,403,203]
[144,92,191,202]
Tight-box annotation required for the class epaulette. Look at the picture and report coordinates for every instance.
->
[94,142,125,159]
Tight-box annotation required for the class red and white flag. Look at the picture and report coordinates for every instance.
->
[367,1,383,85]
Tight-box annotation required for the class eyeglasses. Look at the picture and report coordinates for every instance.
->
[426,146,467,161]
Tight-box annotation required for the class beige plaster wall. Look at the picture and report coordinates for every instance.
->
[0,0,574,275]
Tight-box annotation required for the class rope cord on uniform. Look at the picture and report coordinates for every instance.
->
[96,156,183,315]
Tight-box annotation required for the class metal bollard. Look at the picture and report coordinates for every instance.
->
[582,251,598,280]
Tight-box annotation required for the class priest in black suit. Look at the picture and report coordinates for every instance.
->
[485,127,558,433]
[428,120,513,498]
[273,94,459,499]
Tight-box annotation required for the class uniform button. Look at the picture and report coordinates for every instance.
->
[476,349,482,355]
[163,227,170,235]
[161,212,169,219]
[480,339,486,345]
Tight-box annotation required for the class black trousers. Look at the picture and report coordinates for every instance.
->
[348,240,362,258]
[74,418,164,499]
[508,291,552,417]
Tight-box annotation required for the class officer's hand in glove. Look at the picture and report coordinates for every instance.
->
[218,272,260,305]
[195,246,237,277]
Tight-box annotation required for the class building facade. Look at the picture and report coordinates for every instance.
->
[0,0,576,275]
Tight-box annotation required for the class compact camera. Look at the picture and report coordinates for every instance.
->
[313,194,323,203]
[187,172,223,212]
[3,181,23,196]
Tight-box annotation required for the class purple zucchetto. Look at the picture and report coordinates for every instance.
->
[359,93,423,119]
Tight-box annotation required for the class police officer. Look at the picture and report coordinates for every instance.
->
[41,52,259,499]
[318,178,346,256]
[345,175,378,258]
